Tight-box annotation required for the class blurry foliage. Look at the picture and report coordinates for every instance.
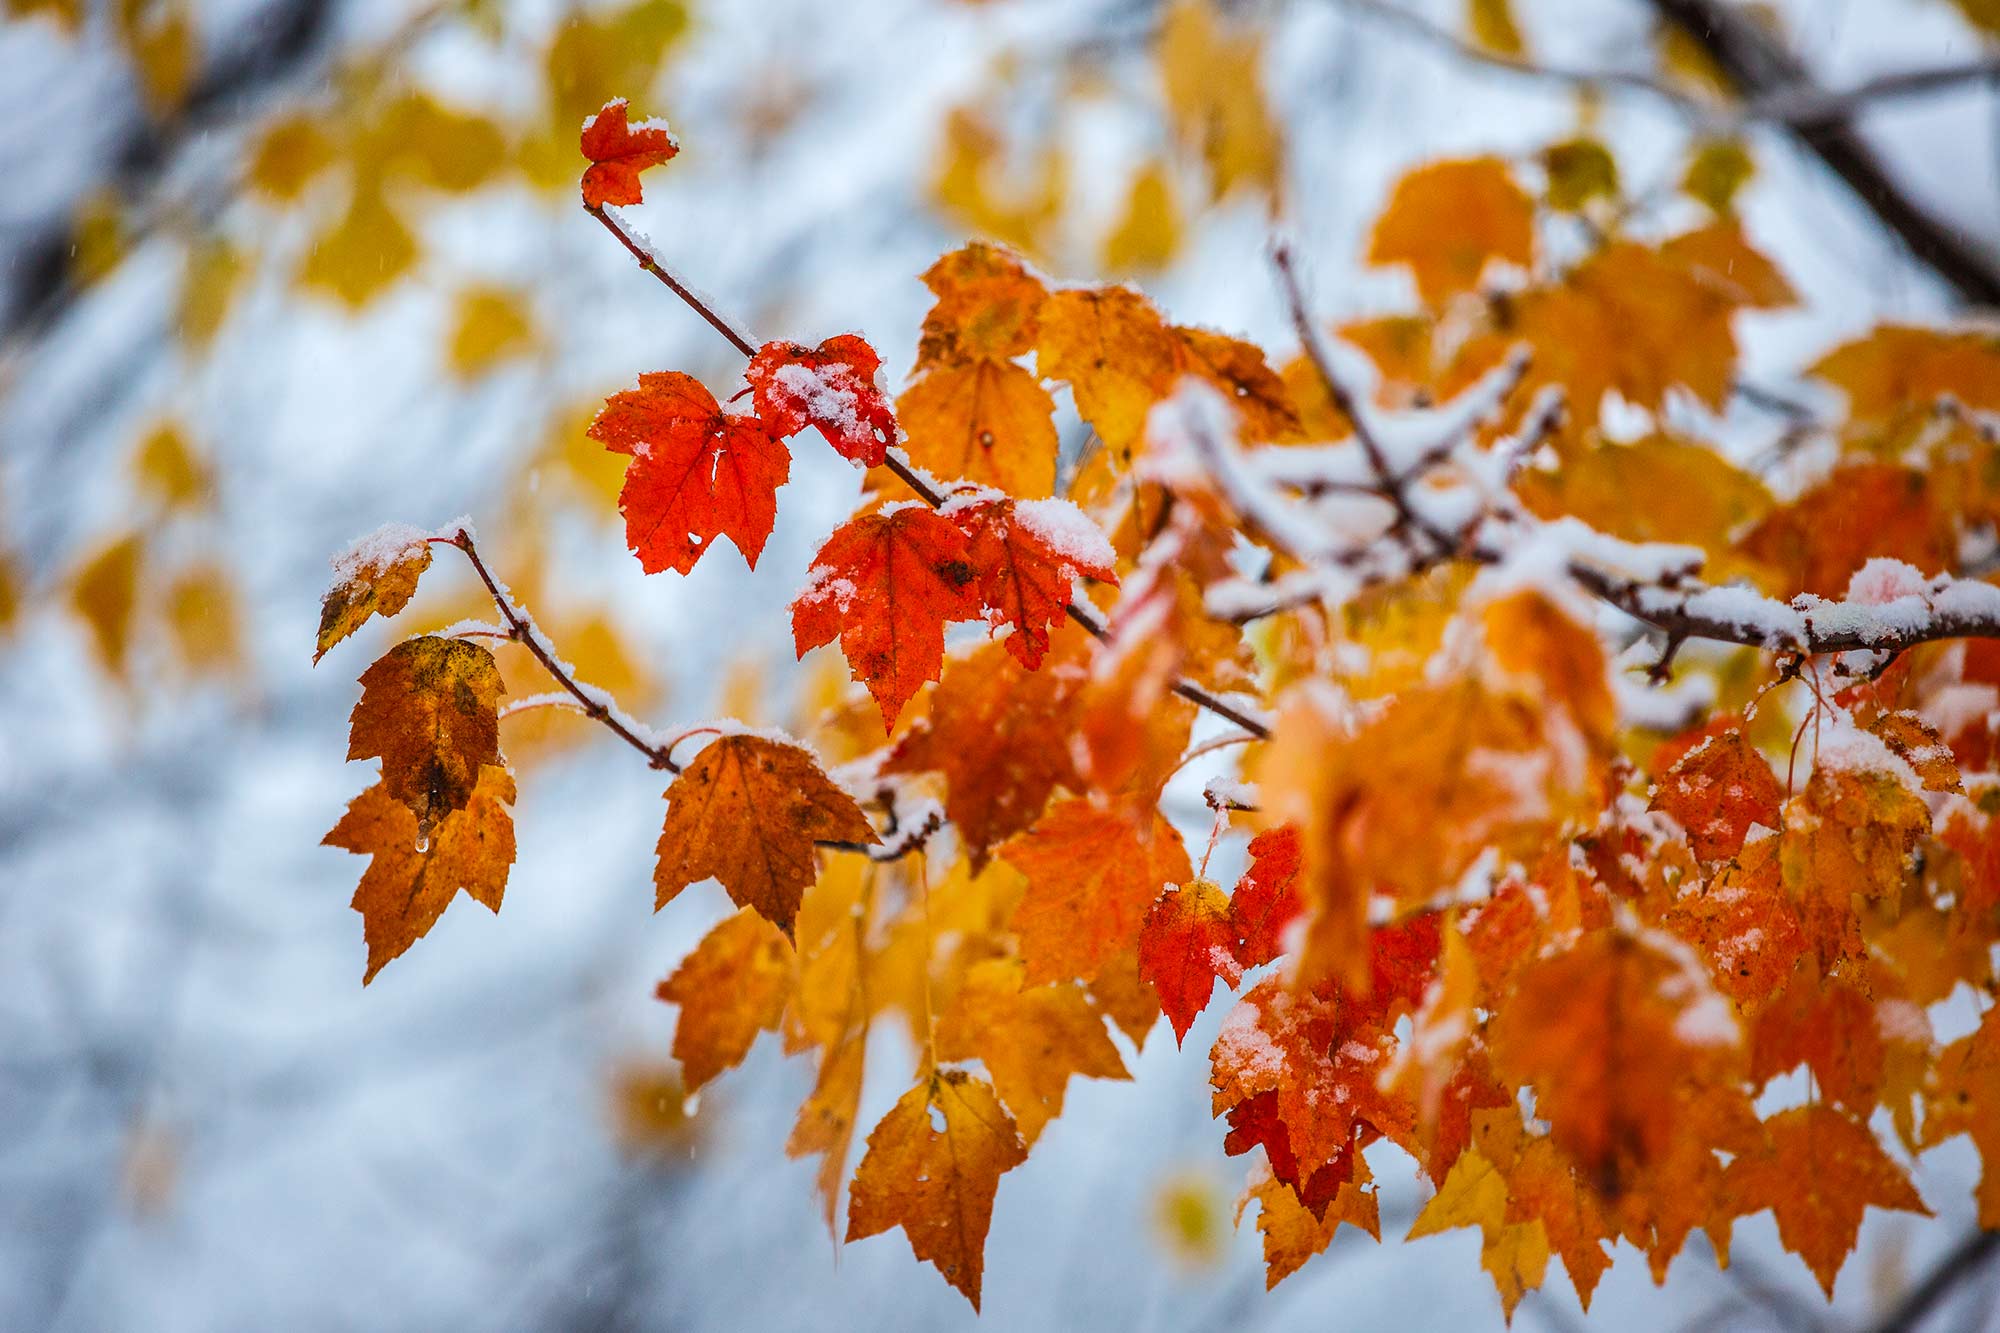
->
[12,0,2000,1321]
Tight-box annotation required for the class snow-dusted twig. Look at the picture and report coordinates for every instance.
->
[443,529,684,772]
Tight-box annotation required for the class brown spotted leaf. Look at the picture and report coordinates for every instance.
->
[346,636,503,830]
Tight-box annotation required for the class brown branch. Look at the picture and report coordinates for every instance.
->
[1649,0,2000,308]
[444,530,682,773]
[586,201,1268,740]
[1337,0,2000,133]
[444,529,947,860]
[586,204,758,359]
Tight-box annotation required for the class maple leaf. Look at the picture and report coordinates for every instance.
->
[1367,157,1535,306]
[316,524,434,662]
[846,1069,1029,1311]
[1229,826,1303,968]
[792,506,982,725]
[1651,723,1784,863]
[1211,971,1420,1215]
[1665,835,1809,1008]
[1001,800,1193,985]
[1407,1135,1551,1321]
[588,370,791,574]
[1725,1104,1929,1295]
[1811,324,2000,426]
[323,764,516,982]
[884,633,1088,869]
[747,334,897,467]
[1257,682,1549,989]
[1739,463,1953,598]
[656,907,793,1091]
[346,636,504,832]
[788,1031,866,1233]
[1481,589,1615,742]
[1239,1155,1380,1290]
[1779,765,1929,969]
[1035,286,1181,450]
[898,358,1059,499]
[1749,966,1886,1115]
[1173,326,1304,444]
[1923,1006,2000,1227]
[936,956,1129,1145]
[1514,434,1774,579]
[653,734,876,936]
[1660,220,1796,309]
[579,98,678,207]
[1138,879,1243,1045]
[1489,927,1742,1197]
[945,495,1116,669]
[915,240,1047,370]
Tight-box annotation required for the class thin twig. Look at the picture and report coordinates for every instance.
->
[445,530,682,772]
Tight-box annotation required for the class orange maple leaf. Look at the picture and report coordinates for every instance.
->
[1651,722,1783,863]
[884,631,1088,869]
[1489,927,1742,1198]
[653,733,877,935]
[1367,157,1535,307]
[1725,1104,1929,1295]
[346,635,504,832]
[579,98,678,207]
[1001,799,1192,985]
[656,906,793,1090]
[747,334,897,467]
[846,1070,1028,1311]
[589,370,791,574]
[791,506,982,725]
[936,956,1129,1145]
[323,764,515,982]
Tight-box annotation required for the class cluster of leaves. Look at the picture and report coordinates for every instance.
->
[314,82,2000,1319]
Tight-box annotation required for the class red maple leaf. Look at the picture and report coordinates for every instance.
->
[589,371,790,575]
[791,506,981,724]
[580,99,679,208]
[945,495,1117,669]
[747,334,897,467]
[1138,879,1242,1046]
[1230,826,1304,969]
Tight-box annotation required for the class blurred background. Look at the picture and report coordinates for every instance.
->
[3,0,1998,1328]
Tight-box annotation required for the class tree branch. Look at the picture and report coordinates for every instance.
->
[1648,0,2000,308]
[443,530,682,772]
